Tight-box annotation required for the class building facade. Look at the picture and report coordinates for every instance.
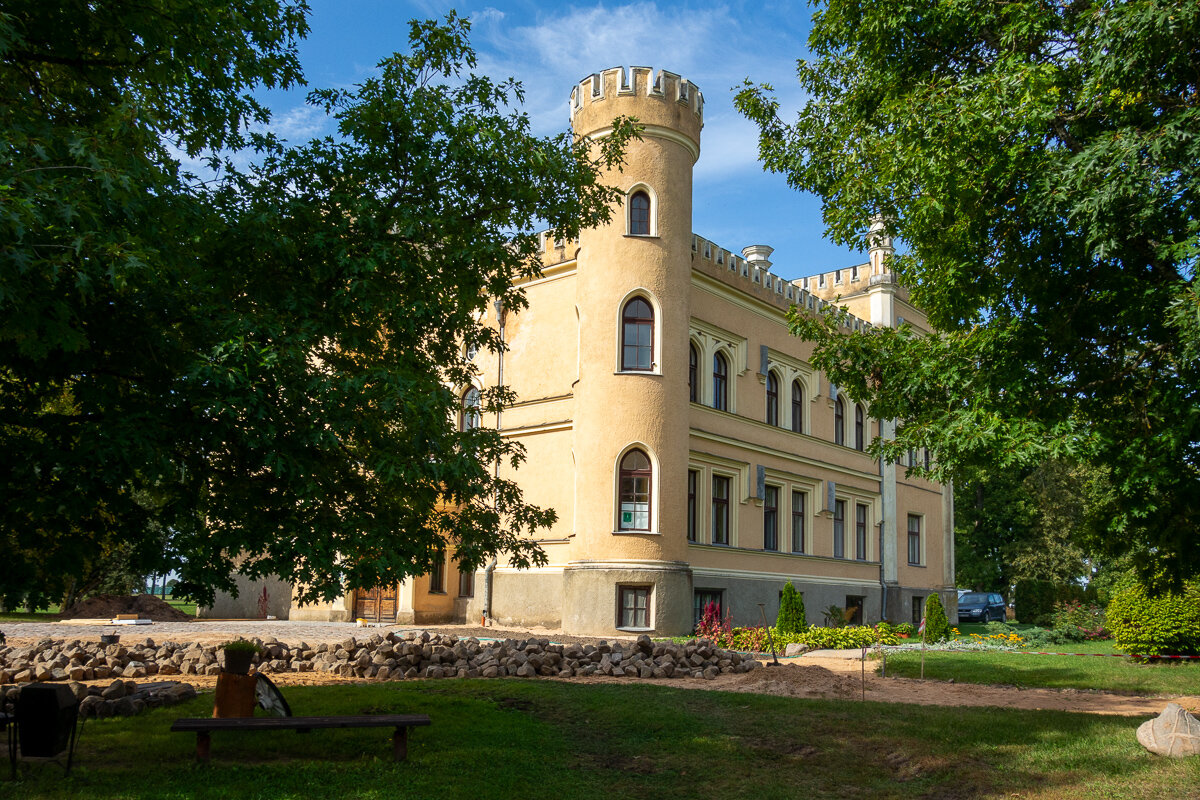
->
[214,66,955,636]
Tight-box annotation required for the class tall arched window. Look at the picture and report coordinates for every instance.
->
[621,298,653,371]
[688,343,698,402]
[618,449,652,531]
[854,405,865,451]
[766,371,779,426]
[460,387,481,431]
[629,191,651,235]
[791,380,804,433]
[834,396,845,446]
[712,352,728,411]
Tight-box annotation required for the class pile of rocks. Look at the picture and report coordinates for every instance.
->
[1,680,198,719]
[0,632,759,684]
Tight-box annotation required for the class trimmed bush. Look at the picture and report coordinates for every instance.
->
[1106,582,1200,656]
[923,594,952,642]
[776,582,805,634]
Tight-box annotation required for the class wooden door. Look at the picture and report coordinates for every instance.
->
[353,585,398,622]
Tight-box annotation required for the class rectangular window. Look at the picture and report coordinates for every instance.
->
[712,475,730,545]
[763,485,779,551]
[912,597,924,625]
[429,549,446,594]
[908,514,922,565]
[694,589,722,626]
[855,503,868,561]
[619,586,650,629]
[791,490,806,553]
[686,469,698,542]
[833,499,846,559]
[845,595,864,625]
[458,567,474,598]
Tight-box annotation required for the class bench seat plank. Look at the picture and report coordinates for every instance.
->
[170,715,431,763]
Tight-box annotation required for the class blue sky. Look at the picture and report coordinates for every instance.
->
[257,1,863,281]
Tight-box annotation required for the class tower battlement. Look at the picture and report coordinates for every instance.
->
[570,67,703,154]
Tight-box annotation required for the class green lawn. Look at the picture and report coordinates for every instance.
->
[0,596,196,623]
[883,648,1200,695]
[2,680,1198,799]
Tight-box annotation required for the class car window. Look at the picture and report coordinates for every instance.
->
[960,593,987,604]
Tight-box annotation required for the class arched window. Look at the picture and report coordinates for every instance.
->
[834,396,845,446]
[621,298,654,371]
[791,380,804,433]
[618,449,652,531]
[629,191,651,235]
[712,352,728,411]
[766,371,779,426]
[688,343,698,402]
[854,405,865,451]
[460,387,481,431]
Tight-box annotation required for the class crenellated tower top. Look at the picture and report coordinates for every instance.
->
[570,66,704,162]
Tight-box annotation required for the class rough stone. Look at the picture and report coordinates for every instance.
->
[1137,703,1200,758]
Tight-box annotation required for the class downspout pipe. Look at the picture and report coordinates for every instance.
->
[482,298,506,625]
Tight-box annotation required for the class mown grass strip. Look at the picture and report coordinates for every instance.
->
[3,679,1198,799]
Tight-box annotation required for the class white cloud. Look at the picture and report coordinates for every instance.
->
[271,105,331,142]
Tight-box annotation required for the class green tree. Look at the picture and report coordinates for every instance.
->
[1,6,634,608]
[737,1,1200,586]
[776,581,806,634]
[955,459,1115,593]
[922,594,952,643]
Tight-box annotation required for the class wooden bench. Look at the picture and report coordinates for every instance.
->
[170,715,431,763]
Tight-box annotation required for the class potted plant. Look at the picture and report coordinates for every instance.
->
[219,639,262,675]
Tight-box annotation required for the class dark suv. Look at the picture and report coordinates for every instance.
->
[958,592,1007,623]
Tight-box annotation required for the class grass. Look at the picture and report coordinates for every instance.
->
[2,680,1198,799]
[883,645,1200,695]
[0,596,196,623]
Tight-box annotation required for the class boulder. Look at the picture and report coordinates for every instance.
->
[1137,703,1200,758]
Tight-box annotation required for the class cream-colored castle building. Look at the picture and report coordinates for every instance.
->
[206,67,955,636]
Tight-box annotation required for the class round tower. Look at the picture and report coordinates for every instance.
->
[563,67,702,636]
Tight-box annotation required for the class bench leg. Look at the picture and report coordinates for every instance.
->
[392,727,408,762]
[195,732,211,763]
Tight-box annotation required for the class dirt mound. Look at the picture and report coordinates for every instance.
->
[61,594,193,622]
[722,663,861,699]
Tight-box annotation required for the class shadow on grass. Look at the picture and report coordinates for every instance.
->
[3,680,1196,800]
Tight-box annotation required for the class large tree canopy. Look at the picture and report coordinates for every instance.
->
[1,4,632,607]
[737,0,1200,585]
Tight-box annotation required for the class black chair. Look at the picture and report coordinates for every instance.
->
[12,684,80,777]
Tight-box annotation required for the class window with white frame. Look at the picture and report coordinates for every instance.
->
[620,298,654,371]
[688,343,699,402]
[618,449,652,531]
[460,387,481,431]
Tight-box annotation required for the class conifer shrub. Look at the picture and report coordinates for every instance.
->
[1106,582,1200,656]
[776,581,805,634]
[923,593,952,642]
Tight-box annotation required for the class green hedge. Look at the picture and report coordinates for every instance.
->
[1106,582,1200,656]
